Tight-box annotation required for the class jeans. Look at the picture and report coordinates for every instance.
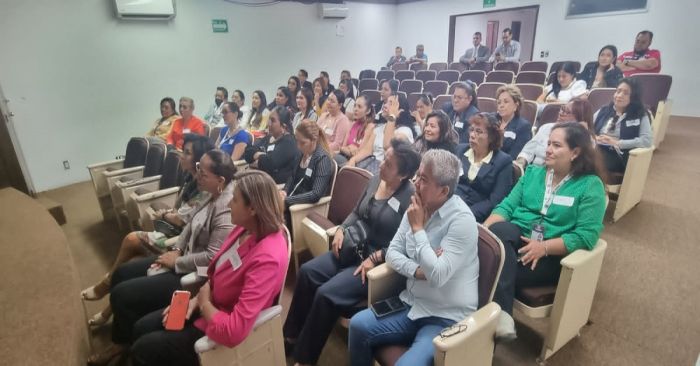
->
[348,307,454,366]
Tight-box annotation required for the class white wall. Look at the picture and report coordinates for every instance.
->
[397,0,697,115]
[0,0,396,192]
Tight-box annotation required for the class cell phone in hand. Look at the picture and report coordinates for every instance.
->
[165,290,191,330]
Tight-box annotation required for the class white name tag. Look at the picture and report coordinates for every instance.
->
[325,127,334,135]
[459,166,464,177]
[267,144,275,152]
[183,128,191,134]
[196,266,209,277]
[305,168,313,177]
[504,131,516,139]
[388,197,401,213]
[553,195,574,207]
[625,119,640,127]
[455,121,464,129]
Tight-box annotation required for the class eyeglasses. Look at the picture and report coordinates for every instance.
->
[468,127,486,136]
[440,324,468,339]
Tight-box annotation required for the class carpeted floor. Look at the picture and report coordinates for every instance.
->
[40,116,700,366]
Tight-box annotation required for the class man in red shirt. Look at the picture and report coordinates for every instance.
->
[618,30,661,77]
[166,97,206,150]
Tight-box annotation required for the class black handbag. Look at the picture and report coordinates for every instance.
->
[338,220,370,267]
[153,219,182,238]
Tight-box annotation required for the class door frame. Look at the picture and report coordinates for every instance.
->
[0,83,36,195]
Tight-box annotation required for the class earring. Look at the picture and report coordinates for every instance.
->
[217,185,223,194]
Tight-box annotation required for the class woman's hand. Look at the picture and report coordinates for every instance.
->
[353,257,376,285]
[197,281,212,309]
[253,151,265,161]
[161,297,199,326]
[596,134,620,147]
[331,228,344,259]
[411,110,423,125]
[156,251,181,269]
[384,95,402,118]
[518,236,547,270]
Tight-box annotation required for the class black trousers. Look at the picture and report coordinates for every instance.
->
[282,252,366,364]
[599,146,627,175]
[130,308,204,366]
[490,221,563,314]
[110,256,183,344]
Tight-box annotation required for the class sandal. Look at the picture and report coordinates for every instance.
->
[86,344,124,365]
[81,274,110,301]
[87,308,112,327]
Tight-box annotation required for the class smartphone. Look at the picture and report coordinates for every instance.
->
[165,290,191,331]
[371,296,407,318]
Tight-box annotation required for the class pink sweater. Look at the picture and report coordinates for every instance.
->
[194,226,288,347]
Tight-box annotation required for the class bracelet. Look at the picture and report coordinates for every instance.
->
[542,241,548,257]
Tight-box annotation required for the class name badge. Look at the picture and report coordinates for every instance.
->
[267,144,275,152]
[196,266,209,277]
[324,127,334,135]
[625,119,640,127]
[455,121,464,129]
[459,166,464,177]
[504,131,516,139]
[305,168,313,177]
[183,128,191,134]
[553,195,574,207]
[388,197,401,213]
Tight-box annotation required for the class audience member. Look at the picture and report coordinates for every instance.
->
[320,71,335,93]
[288,76,301,99]
[86,149,236,365]
[386,46,407,68]
[312,77,327,116]
[579,45,624,89]
[130,170,289,366]
[484,122,606,339]
[284,139,420,366]
[146,97,179,140]
[166,97,206,150]
[382,93,417,144]
[593,78,652,176]
[412,110,459,154]
[337,94,374,168]
[293,87,318,130]
[456,113,513,223]
[411,93,433,135]
[618,30,661,77]
[490,28,521,63]
[203,87,228,127]
[246,90,271,138]
[317,89,352,154]
[441,81,479,144]
[269,86,297,113]
[408,44,428,65]
[460,32,491,66]
[374,79,399,124]
[538,62,587,104]
[231,90,251,129]
[349,149,479,366]
[496,85,532,159]
[339,78,356,120]
[298,69,313,90]
[244,106,299,184]
[215,102,251,161]
[340,70,352,82]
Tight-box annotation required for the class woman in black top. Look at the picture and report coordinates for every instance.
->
[244,106,299,184]
[283,138,421,366]
[579,45,624,89]
[412,110,459,154]
[373,79,399,124]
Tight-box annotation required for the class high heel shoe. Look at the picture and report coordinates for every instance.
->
[81,274,110,301]
[87,309,112,327]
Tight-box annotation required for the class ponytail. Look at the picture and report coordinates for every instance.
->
[296,119,331,155]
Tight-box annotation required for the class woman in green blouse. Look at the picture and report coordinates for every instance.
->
[483,122,606,336]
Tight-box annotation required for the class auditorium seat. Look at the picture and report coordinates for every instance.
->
[424,80,449,97]
[516,83,544,101]
[376,70,395,82]
[521,100,538,126]
[549,60,581,74]
[391,62,409,71]
[476,82,505,99]
[410,63,427,71]
[460,70,486,86]
[432,94,452,111]
[538,103,563,129]
[362,90,381,107]
[359,69,376,79]
[399,79,422,95]
[407,92,422,111]
[515,71,547,85]
[437,70,460,85]
[429,62,448,72]
[395,70,415,82]
[494,61,520,74]
[469,62,493,73]
[129,150,184,231]
[358,78,379,92]
[477,97,497,113]
[485,70,514,84]
[448,62,468,72]
[520,61,548,73]
[630,73,673,145]
[587,88,616,113]
[606,147,655,222]
[416,70,437,83]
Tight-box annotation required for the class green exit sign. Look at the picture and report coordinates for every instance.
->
[484,0,496,8]
[212,19,228,33]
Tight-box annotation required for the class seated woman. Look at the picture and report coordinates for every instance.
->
[282,120,334,210]
[496,85,533,159]
[81,134,214,327]
[288,76,301,100]
[517,98,594,168]
[316,89,352,155]
[410,93,433,136]
[312,77,328,116]
[215,102,252,161]
[412,110,459,154]
[283,138,421,366]
[244,106,299,184]
[292,87,318,130]
[245,90,270,139]
[382,93,416,144]
[339,78,356,120]
[130,170,289,366]
[456,113,513,223]
[374,79,400,124]
[580,45,624,90]
[146,97,179,140]
[268,86,297,113]
[593,77,652,177]
[336,94,374,168]
[232,90,251,129]
[484,122,606,336]
[537,62,587,104]
[86,149,237,365]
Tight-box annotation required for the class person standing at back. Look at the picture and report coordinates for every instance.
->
[617,30,661,77]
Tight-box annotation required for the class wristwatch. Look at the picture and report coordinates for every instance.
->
[624,59,630,66]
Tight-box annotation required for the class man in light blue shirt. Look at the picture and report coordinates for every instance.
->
[348,149,479,366]
[489,28,521,63]
[408,44,428,65]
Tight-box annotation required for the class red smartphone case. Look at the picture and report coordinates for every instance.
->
[165,290,190,331]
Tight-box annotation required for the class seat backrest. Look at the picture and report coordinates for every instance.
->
[143,137,167,177]
[512,161,524,185]
[424,80,448,96]
[124,137,149,168]
[359,78,379,92]
[477,224,505,307]
[395,70,415,82]
[407,92,422,111]
[460,70,486,85]
[521,100,538,125]
[588,88,616,113]
[432,94,452,111]
[327,167,373,225]
[550,60,581,75]
[448,62,467,72]
[470,61,493,73]
[477,97,497,113]
[391,62,409,71]
[630,73,673,113]
[494,61,520,74]
[520,61,548,73]
[515,71,547,85]
[159,150,183,189]
[476,82,505,99]
[209,126,222,142]
[351,78,359,88]
[362,90,381,106]
[515,83,544,101]
[409,63,427,71]
[415,70,436,83]
[399,80,423,95]
[376,70,395,82]
[437,70,460,84]
[485,70,514,84]
[429,62,448,72]
[273,225,293,306]
[539,103,563,127]
[359,69,376,79]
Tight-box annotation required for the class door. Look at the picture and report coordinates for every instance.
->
[486,21,499,54]
[0,85,32,195]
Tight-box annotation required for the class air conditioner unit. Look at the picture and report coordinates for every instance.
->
[114,0,176,20]
[319,3,348,19]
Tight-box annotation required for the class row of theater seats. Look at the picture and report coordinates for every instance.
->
[378,60,560,75]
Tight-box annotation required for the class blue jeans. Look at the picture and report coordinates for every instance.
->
[348,306,455,366]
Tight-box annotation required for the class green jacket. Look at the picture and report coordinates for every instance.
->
[492,166,606,253]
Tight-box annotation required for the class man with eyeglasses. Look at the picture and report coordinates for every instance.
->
[441,82,479,144]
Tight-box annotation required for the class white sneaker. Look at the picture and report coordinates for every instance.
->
[496,310,517,341]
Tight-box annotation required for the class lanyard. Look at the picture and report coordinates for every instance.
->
[541,169,571,216]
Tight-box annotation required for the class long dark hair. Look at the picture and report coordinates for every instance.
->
[272,105,294,134]
[414,110,458,153]
[551,122,604,180]
[339,78,355,100]
[204,149,237,184]
[248,90,267,128]
[548,62,578,99]
[159,97,178,122]
[617,78,647,120]
[298,87,314,119]
[330,89,346,114]
[394,93,417,138]
[598,45,618,66]
[288,76,300,95]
